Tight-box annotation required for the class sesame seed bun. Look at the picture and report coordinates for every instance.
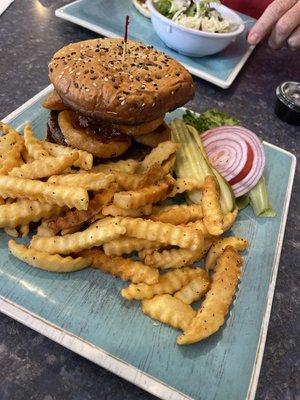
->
[48,38,194,125]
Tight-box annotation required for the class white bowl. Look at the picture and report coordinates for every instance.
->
[147,0,245,57]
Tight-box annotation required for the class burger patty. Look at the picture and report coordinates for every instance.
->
[47,110,151,161]
[47,111,67,146]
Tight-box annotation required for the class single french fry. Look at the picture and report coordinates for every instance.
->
[30,217,125,255]
[144,240,212,269]
[102,204,152,218]
[0,125,23,157]
[42,141,93,170]
[46,188,116,234]
[48,171,115,191]
[161,154,176,175]
[81,248,159,284]
[0,175,89,210]
[9,240,91,273]
[19,224,30,238]
[9,153,79,179]
[24,123,49,159]
[150,203,203,225]
[61,225,82,235]
[121,267,204,300]
[174,272,210,304]
[168,178,203,198]
[113,179,172,209]
[91,159,139,174]
[0,141,24,175]
[223,209,238,232]
[37,221,57,237]
[138,248,160,260]
[140,141,179,171]
[120,217,204,251]
[103,237,160,256]
[115,163,165,191]
[186,220,211,238]
[202,176,224,236]
[177,246,243,345]
[142,294,196,331]
[4,227,19,237]
[0,198,63,228]
[205,236,248,271]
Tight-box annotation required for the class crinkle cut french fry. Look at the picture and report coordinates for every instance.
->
[0,125,23,158]
[186,219,211,238]
[81,248,159,284]
[0,198,62,228]
[138,248,160,260]
[113,180,172,210]
[161,154,176,175]
[9,240,91,273]
[103,237,161,256]
[168,178,203,197]
[91,159,139,174]
[24,123,49,159]
[140,141,179,171]
[4,227,19,237]
[142,294,196,331]
[61,225,82,235]
[48,171,115,191]
[102,204,152,218]
[9,153,79,179]
[115,163,166,191]
[205,236,248,271]
[46,188,116,234]
[30,217,125,255]
[0,141,24,175]
[20,224,30,237]
[223,209,238,232]
[150,203,203,225]
[42,141,93,170]
[121,267,204,300]
[202,176,224,236]
[177,246,243,345]
[120,217,204,251]
[174,272,210,304]
[0,175,89,210]
[144,240,212,269]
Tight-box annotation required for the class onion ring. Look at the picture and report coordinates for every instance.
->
[134,123,171,148]
[58,110,131,158]
[202,126,265,197]
[113,115,165,137]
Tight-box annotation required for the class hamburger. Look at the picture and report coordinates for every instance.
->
[44,38,194,160]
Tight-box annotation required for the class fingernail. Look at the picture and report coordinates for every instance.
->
[248,32,259,45]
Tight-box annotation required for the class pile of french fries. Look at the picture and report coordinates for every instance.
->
[0,121,249,345]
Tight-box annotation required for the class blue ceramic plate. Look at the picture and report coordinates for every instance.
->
[55,0,256,88]
[1,85,296,400]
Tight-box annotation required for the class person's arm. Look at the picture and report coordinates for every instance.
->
[248,0,300,50]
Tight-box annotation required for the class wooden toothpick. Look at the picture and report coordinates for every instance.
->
[122,15,130,64]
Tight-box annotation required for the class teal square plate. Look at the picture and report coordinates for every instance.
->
[55,0,256,88]
[1,85,296,400]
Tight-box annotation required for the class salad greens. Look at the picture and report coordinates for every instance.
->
[154,0,233,33]
[183,109,239,133]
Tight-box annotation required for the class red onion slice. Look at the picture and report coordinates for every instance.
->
[202,126,265,197]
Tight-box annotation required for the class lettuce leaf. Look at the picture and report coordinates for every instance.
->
[183,109,239,133]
